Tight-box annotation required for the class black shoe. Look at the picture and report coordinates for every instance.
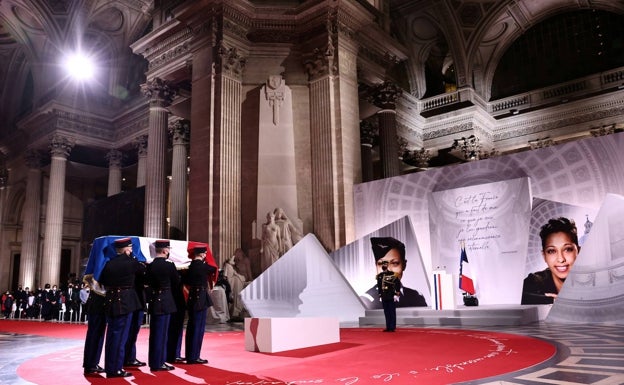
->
[83,364,105,375]
[151,363,175,371]
[186,358,208,364]
[107,370,132,378]
[174,357,185,363]
[382,329,395,332]
[124,359,146,367]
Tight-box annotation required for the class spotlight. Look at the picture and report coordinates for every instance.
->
[63,52,96,81]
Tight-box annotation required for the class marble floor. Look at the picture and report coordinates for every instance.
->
[0,320,622,385]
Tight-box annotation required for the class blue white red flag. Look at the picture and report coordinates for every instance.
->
[459,244,476,295]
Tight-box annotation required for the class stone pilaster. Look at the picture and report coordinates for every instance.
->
[41,134,74,286]
[141,78,175,238]
[370,81,402,178]
[303,20,361,250]
[19,150,43,289]
[134,135,148,187]
[189,40,245,262]
[169,119,189,240]
[106,149,123,196]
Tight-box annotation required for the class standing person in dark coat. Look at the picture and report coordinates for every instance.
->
[99,237,146,378]
[64,282,81,322]
[183,244,215,364]
[146,240,179,371]
[82,275,106,376]
[376,260,402,332]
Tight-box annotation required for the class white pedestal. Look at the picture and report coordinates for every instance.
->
[244,317,340,353]
[431,270,456,310]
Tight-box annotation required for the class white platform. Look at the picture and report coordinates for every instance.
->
[359,305,552,327]
[244,317,340,353]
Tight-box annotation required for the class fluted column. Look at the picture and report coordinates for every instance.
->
[135,135,148,187]
[141,78,175,238]
[19,150,44,289]
[41,135,74,286]
[106,149,123,196]
[370,81,402,178]
[360,120,377,182]
[188,41,244,263]
[303,22,361,250]
[169,119,189,240]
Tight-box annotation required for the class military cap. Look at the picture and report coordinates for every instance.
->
[370,237,405,261]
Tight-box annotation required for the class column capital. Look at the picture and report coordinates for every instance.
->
[141,77,176,106]
[369,81,403,109]
[134,135,149,156]
[216,41,247,80]
[169,119,190,146]
[303,41,336,80]
[106,149,123,167]
[360,119,378,146]
[49,134,74,158]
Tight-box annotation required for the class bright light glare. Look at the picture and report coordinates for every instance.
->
[64,52,96,81]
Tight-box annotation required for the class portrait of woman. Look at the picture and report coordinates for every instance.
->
[521,217,580,304]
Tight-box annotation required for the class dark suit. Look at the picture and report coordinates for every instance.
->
[82,291,106,371]
[64,287,81,321]
[99,252,145,376]
[183,259,215,362]
[146,257,180,369]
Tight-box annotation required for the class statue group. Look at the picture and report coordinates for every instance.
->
[260,207,303,271]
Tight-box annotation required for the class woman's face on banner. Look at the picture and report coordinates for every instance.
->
[542,231,578,283]
[376,248,405,278]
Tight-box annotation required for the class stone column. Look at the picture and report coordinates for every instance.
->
[106,149,123,196]
[19,150,44,290]
[360,120,377,182]
[141,78,175,238]
[370,81,402,178]
[169,119,189,240]
[304,23,361,250]
[188,41,245,262]
[41,134,74,287]
[135,135,148,187]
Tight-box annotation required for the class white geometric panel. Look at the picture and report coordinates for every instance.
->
[547,193,624,324]
[240,234,365,325]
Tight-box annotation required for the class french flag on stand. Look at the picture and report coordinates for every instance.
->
[459,243,476,295]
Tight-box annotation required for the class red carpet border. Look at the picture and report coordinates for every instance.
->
[0,320,556,385]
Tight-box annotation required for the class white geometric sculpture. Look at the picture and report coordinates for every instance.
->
[547,193,624,324]
[240,234,365,324]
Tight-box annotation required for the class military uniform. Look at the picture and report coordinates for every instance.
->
[146,240,179,371]
[377,268,402,332]
[82,278,106,375]
[98,237,146,378]
[183,245,215,364]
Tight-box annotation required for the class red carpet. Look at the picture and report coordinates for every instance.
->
[1,320,555,385]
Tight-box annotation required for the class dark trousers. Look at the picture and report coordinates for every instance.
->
[83,312,106,369]
[185,308,207,361]
[104,312,133,374]
[382,299,397,331]
[149,313,171,369]
[124,309,144,363]
[166,309,185,362]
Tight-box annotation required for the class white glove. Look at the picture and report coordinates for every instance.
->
[393,295,400,302]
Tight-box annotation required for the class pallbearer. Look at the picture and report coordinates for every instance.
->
[183,243,216,364]
[99,237,146,378]
[146,239,179,371]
